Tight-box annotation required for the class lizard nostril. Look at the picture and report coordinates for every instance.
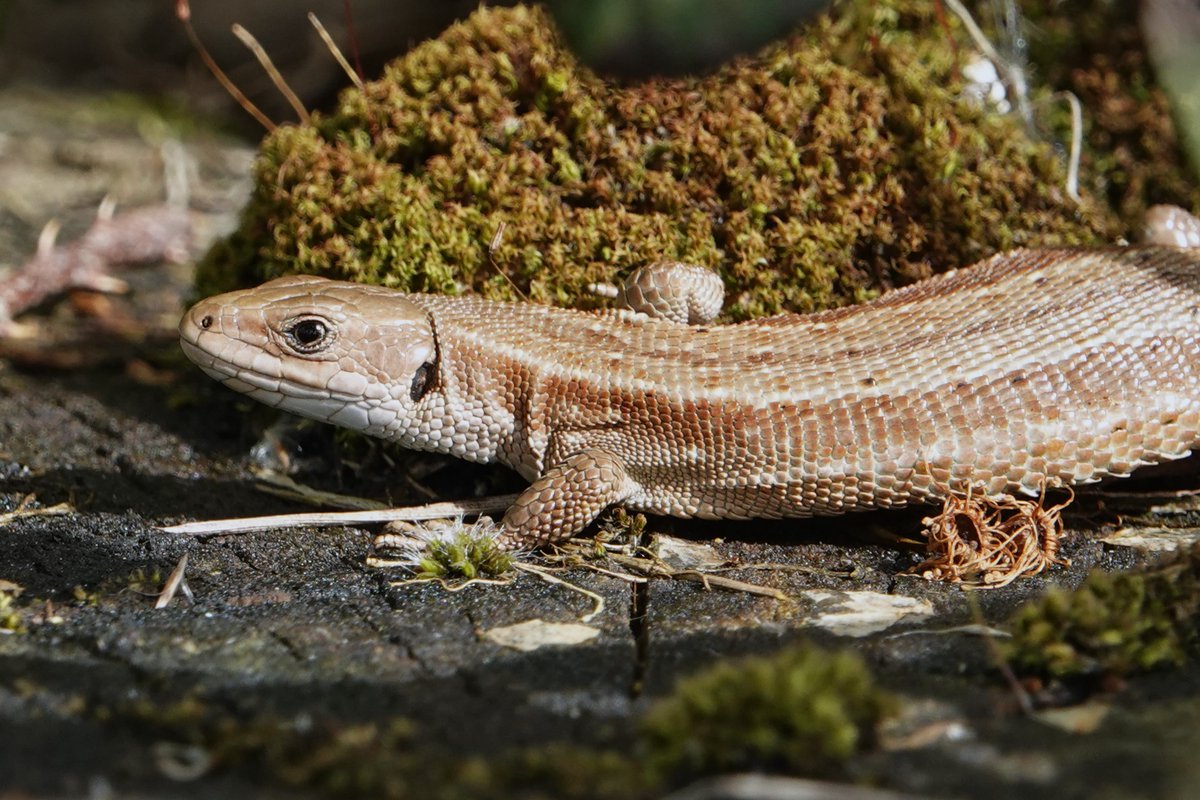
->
[200,315,213,329]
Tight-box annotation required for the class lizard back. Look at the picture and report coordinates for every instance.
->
[415,246,1200,518]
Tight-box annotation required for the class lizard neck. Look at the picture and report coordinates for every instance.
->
[379,299,544,480]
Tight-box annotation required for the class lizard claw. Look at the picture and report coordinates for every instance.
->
[371,517,467,557]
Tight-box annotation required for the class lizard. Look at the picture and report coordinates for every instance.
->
[179,205,1200,550]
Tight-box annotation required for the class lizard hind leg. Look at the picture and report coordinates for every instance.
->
[619,261,725,324]
[496,448,637,549]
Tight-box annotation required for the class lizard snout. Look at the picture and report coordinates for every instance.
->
[178,298,220,348]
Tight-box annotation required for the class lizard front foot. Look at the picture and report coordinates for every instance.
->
[370,447,638,570]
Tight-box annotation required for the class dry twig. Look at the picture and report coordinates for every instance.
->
[162,494,519,536]
[176,0,275,130]
[154,554,192,609]
[0,203,191,335]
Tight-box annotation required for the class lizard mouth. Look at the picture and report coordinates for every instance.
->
[178,337,237,384]
[178,336,288,408]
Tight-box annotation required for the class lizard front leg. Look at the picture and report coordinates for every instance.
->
[495,448,637,549]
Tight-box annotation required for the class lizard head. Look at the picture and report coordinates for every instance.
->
[179,275,438,436]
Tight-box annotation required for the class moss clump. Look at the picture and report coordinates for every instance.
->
[640,644,896,779]
[415,528,515,580]
[491,745,653,800]
[200,2,1119,319]
[596,507,647,545]
[272,730,649,800]
[66,568,166,606]
[1005,544,1200,680]
[71,584,101,607]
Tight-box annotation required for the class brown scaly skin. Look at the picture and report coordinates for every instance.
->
[180,209,1200,549]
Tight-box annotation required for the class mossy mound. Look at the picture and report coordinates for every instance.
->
[639,644,896,779]
[199,2,1119,319]
[1005,544,1200,680]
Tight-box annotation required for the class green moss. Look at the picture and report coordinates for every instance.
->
[415,528,515,581]
[596,507,647,544]
[199,2,1120,319]
[640,644,896,779]
[71,567,166,605]
[244,721,651,800]
[491,745,654,800]
[119,700,478,799]
[119,567,164,595]
[70,584,101,607]
[1005,544,1200,680]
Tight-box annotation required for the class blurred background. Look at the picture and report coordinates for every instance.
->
[0,0,833,128]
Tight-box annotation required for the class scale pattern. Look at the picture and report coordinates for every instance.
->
[180,245,1200,548]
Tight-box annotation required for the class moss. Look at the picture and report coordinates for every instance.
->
[199,2,1120,319]
[71,584,101,607]
[596,507,647,545]
[491,745,654,800]
[118,567,164,595]
[268,731,651,800]
[1005,543,1200,680]
[640,644,896,779]
[120,700,477,799]
[244,722,651,800]
[414,528,515,580]
[69,568,166,606]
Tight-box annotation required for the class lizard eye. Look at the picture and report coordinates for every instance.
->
[410,361,436,401]
[284,317,334,353]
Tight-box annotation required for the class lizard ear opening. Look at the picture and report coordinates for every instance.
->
[410,360,437,401]
[407,307,441,402]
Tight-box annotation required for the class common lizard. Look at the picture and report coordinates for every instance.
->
[179,206,1200,549]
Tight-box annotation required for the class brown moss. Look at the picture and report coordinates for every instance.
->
[199,1,1120,318]
[912,486,1071,588]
